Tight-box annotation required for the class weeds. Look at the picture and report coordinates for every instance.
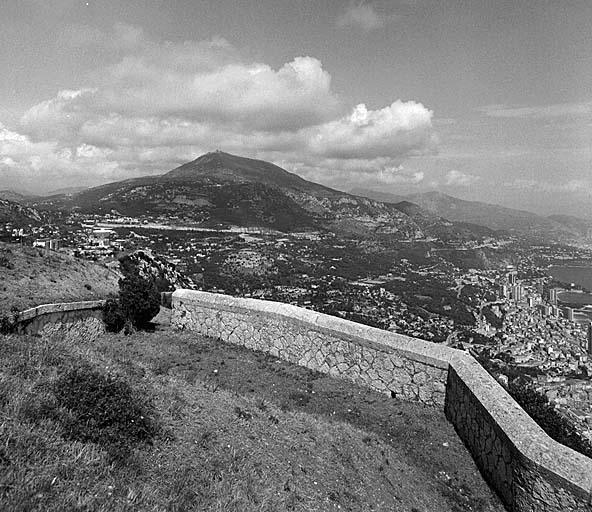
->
[0,254,13,270]
[0,308,19,335]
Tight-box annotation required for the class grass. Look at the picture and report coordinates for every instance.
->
[0,242,119,314]
[0,319,505,512]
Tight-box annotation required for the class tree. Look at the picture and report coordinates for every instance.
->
[118,270,161,329]
[103,268,161,332]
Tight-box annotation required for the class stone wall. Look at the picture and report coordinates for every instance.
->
[17,300,106,343]
[172,289,592,512]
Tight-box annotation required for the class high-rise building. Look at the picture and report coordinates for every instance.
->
[508,272,517,285]
[499,284,509,299]
[564,307,574,322]
[587,323,592,356]
[549,288,558,305]
[511,284,523,302]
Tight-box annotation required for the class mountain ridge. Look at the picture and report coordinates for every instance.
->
[30,152,425,238]
[23,151,589,242]
[352,187,591,242]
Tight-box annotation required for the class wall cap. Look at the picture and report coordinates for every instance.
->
[18,300,105,322]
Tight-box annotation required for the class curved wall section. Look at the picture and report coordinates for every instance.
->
[17,300,106,343]
[172,289,592,512]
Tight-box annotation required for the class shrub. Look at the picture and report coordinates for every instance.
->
[0,309,20,335]
[103,296,126,333]
[0,254,13,269]
[508,381,592,458]
[53,365,159,461]
[102,269,161,332]
[119,270,161,329]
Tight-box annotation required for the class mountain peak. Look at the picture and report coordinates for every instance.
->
[163,151,335,195]
[190,150,232,164]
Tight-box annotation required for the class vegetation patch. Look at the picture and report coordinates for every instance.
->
[53,365,159,461]
[0,308,20,335]
[103,265,164,332]
[508,380,592,458]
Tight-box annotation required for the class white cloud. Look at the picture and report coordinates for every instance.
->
[22,58,339,135]
[286,157,425,190]
[337,2,390,30]
[307,102,435,159]
[8,24,436,192]
[0,121,122,191]
[23,26,339,134]
[445,169,479,187]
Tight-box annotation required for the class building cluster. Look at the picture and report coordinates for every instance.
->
[476,270,592,438]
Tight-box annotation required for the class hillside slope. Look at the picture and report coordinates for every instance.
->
[548,214,592,239]
[0,190,37,202]
[0,199,44,226]
[354,188,584,241]
[0,242,119,313]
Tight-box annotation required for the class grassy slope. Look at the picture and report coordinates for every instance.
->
[0,321,504,512]
[0,242,119,314]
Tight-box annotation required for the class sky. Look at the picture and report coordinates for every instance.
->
[1,0,592,217]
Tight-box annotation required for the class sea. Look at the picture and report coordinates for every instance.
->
[548,266,592,291]
[548,266,592,305]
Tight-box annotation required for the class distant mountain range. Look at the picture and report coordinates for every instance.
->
[3,152,591,243]
[45,186,89,197]
[0,190,37,202]
[351,188,592,242]
[0,186,90,200]
[29,151,485,240]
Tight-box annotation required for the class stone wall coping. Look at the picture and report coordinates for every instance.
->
[174,289,454,369]
[173,289,592,498]
[451,356,592,496]
[18,300,105,322]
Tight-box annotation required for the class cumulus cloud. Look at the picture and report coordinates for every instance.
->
[8,23,436,192]
[0,121,123,191]
[444,169,479,187]
[337,2,390,30]
[23,26,339,135]
[307,102,435,159]
[286,157,425,190]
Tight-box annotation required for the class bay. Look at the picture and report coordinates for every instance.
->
[548,266,592,291]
